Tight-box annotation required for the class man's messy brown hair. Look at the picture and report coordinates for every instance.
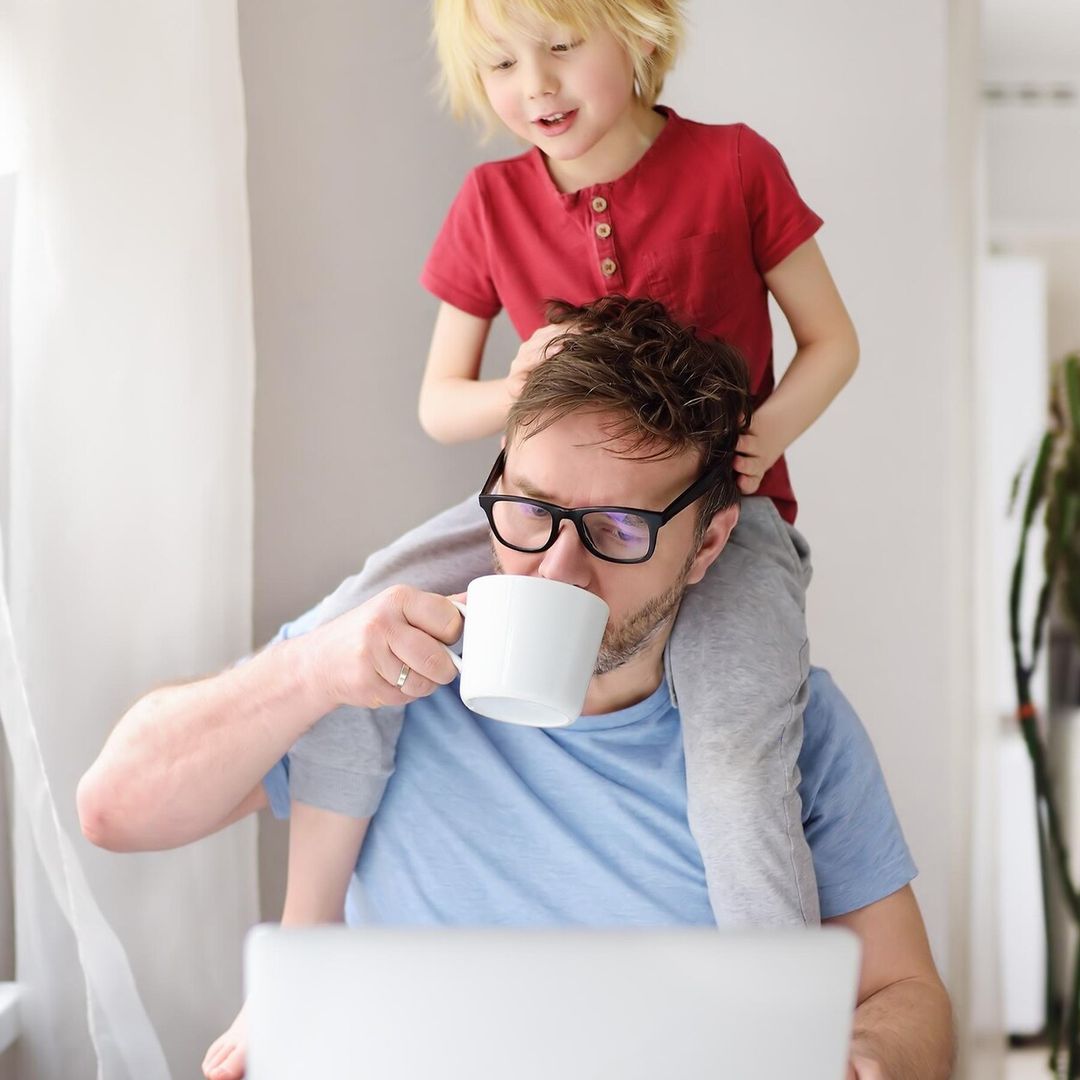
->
[507,295,751,538]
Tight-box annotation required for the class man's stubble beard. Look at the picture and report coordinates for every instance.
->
[489,537,700,677]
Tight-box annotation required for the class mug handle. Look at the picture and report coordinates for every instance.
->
[442,597,466,672]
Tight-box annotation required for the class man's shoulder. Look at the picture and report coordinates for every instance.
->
[800,669,917,913]
[802,668,875,767]
[801,667,882,806]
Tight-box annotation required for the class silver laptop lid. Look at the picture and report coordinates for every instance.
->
[245,925,860,1080]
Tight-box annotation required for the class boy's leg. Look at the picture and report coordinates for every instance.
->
[668,496,819,927]
[285,494,491,816]
[285,494,492,634]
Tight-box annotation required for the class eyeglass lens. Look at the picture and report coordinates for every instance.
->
[490,500,653,562]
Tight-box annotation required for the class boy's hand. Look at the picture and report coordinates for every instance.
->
[507,323,567,400]
[734,417,785,495]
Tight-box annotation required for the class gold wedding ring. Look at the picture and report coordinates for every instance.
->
[396,662,411,689]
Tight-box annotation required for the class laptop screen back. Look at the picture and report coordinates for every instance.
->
[245,925,860,1080]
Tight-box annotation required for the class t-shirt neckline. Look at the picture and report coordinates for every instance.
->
[559,678,674,733]
[531,104,680,205]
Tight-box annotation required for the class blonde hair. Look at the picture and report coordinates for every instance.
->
[432,0,684,136]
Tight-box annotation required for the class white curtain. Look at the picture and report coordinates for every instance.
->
[2,2,259,1076]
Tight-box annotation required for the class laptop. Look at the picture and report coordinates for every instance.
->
[245,924,861,1080]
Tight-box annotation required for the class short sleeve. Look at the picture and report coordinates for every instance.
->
[737,125,824,275]
[257,494,490,819]
[256,604,403,821]
[421,168,502,320]
[799,668,918,919]
[285,705,404,818]
[264,756,292,819]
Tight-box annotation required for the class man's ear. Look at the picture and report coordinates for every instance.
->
[684,503,739,586]
[638,37,657,58]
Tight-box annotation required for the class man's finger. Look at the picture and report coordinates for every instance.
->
[392,586,464,644]
[362,624,447,702]
[385,622,460,688]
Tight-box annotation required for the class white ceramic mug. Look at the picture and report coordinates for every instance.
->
[444,575,609,728]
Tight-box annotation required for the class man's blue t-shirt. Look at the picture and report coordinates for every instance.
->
[265,667,916,925]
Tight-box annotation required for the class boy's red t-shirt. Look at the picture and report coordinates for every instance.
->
[420,107,823,524]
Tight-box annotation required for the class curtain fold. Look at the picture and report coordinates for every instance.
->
[0,541,170,1077]
[4,2,259,1076]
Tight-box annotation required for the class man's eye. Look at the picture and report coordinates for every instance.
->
[551,40,580,53]
[493,58,515,71]
[602,515,648,542]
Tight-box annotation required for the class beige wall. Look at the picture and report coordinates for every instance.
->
[239,0,524,920]
[240,0,978,1058]
[240,0,518,649]
[664,0,977,980]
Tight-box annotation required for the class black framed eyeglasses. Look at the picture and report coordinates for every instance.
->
[478,448,733,565]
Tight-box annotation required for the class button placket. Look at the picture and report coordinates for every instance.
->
[589,191,619,283]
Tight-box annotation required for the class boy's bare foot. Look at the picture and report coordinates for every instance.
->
[201,1005,247,1080]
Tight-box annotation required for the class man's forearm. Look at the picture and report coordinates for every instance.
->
[78,635,330,851]
[80,584,465,852]
[850,975,955,1079]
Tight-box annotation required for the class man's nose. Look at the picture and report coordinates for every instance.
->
[537,521,592,589]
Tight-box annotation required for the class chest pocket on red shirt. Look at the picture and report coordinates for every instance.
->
[643,231,742,331]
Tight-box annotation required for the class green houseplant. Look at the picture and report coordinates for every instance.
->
[1010,351,1080,1075]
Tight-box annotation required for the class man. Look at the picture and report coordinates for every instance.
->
[78,297,953,1079]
